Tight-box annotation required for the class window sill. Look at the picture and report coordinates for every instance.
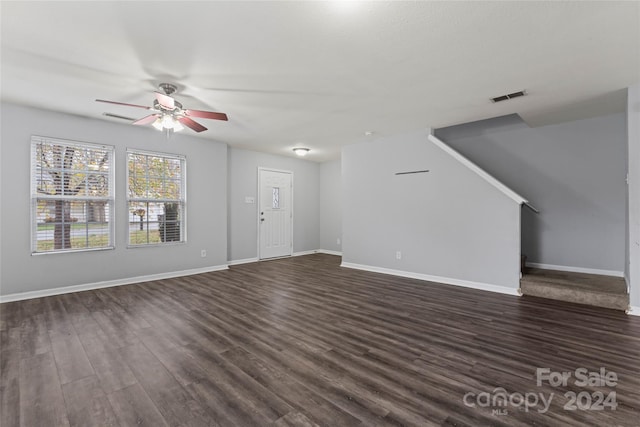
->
[31,246,115,256]
[127,241,186,249]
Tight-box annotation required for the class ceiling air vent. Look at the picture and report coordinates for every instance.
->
[491,90,527,103]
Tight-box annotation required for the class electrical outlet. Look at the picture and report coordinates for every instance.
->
[337,238,341,245]
[201,249,207,258]
[396,251,402,260]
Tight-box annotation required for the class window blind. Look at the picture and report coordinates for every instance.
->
[31,136,114,253]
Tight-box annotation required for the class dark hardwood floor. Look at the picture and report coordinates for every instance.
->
[1,254,639,426]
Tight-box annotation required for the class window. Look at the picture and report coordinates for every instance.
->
[31,136,114,253]
[127,150,186,246]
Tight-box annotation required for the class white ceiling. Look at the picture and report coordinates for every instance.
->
[2,1,639,162]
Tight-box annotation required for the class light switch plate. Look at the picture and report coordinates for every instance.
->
[245,196,255,204]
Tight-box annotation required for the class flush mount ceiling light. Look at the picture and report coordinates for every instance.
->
[293,147,310,156]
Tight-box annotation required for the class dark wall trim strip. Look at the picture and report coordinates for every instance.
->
[395,170,430,175]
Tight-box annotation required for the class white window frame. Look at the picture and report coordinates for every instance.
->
[126,149,187,247]
[30,136,115,254]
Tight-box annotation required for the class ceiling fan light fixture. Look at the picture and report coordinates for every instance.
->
[152,114,184,132]
[293,147,310,156]
[161,115,175,129]
[152,117,164,131]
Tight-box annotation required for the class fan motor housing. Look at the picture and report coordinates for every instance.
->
[154,99,182,111]
[159,83,178,96]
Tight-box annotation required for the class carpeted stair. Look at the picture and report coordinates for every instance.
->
[520,268,629,311]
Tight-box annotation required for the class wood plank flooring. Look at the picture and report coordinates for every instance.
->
[1,254,639,426]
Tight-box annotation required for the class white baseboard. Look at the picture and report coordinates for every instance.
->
[317,249,342,256]
[627,306,640,316]
[340,262,520,296]
[0,264,229,303]
[526,262,624,277]
[292,250,318,257]
[230,251,340,264]
[227,257,259,266]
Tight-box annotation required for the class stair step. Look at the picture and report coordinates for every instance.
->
[520,268,629,311]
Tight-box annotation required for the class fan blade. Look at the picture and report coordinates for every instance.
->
[185,109,228,121]
[178,116,208,132]
[132,114,159,126]
[96,99,151,109]
[155,92,175,110]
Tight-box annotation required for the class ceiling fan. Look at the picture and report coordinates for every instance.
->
[96,83,228,133]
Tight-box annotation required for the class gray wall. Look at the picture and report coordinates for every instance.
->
[628,84,640,308]
[0,103,228,296]
[342,129,521,289]
[436,113,627,273]
[227,148,319,262]
[319,159,342,253]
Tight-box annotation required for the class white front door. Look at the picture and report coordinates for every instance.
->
[258,168,293,259]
